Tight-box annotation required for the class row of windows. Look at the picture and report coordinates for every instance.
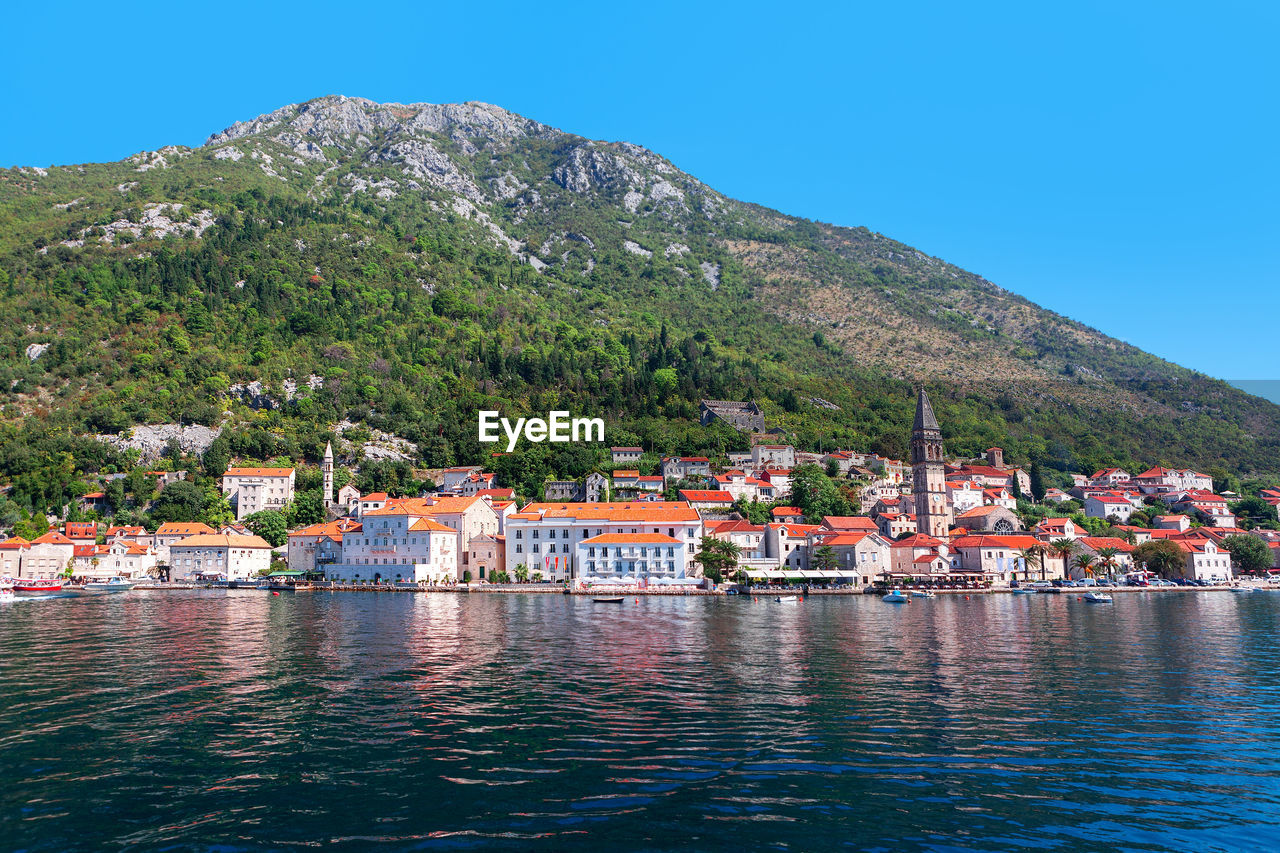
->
[584,561,677,573]
[586,547,677,558]
[358,537,437,546]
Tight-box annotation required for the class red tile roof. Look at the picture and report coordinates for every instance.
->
[679,490,735,503]
[1078,536,1136,553]
[950,534,1042,550]
[474,488,515,499]
[706,520,765,534]
[516,502,700,523]
[893,534,944,549]
[820,516,878,531]
[289,519,362,538]
[813,531,881,547]
[409,518,454,532]
[581,533,683,544]
[156,523,216,537]
[171,534,272,549]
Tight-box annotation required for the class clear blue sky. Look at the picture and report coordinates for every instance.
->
[3,1,1276,379]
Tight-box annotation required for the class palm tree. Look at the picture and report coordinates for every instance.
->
[1049,538,1076,581]
[1094,546,1120,582]
[1019,544,1048,582]
[1073,553,1097,580]
[693,536,740,584]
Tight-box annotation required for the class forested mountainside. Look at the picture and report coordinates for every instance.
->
[1,95,1276,513]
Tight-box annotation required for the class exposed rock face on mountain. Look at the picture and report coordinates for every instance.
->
[198,96,727,273]
[96,424,221,462]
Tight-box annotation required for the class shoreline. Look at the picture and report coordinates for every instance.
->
[125,582,1257,597]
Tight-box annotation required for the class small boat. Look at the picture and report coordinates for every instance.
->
[1011,588,1037,595]
[13,578,64,594]
[83,577,136,594]
[0,583,13,601]
[592,596,625,603]
[774,595,801,604]
[910,590,936,598]
[266,581,315,591]
[882,588,909,603]
[1083,592,1113,603]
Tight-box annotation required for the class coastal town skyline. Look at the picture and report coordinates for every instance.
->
[4,390,1270,591]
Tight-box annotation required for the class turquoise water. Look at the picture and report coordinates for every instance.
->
[2,590,1279,851]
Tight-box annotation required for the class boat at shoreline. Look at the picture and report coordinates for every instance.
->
[911,590,936,599]
[83,577,137,594]
[13,578,64,594]
[882,589,909,603]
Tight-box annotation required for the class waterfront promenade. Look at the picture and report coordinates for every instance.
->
[131,580,1252,596]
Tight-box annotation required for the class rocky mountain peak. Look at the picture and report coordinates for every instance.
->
[205,95,553,151]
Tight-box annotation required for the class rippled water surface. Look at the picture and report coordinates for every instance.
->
[3,590,1280,851]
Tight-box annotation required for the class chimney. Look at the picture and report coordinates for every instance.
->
[987,447,1004,468]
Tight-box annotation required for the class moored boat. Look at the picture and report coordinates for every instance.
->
[1011,588,1037,595]
[910,590,936,598]
[774,595,801,604]
[83,577,137,594]
[13,578,64,594]
[592,596,625,603]
[267,581,315,592]
[1083,592,1113,603]
[882,588,909,603]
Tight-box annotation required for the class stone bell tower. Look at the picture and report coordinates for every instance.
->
[911,387,949,540]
